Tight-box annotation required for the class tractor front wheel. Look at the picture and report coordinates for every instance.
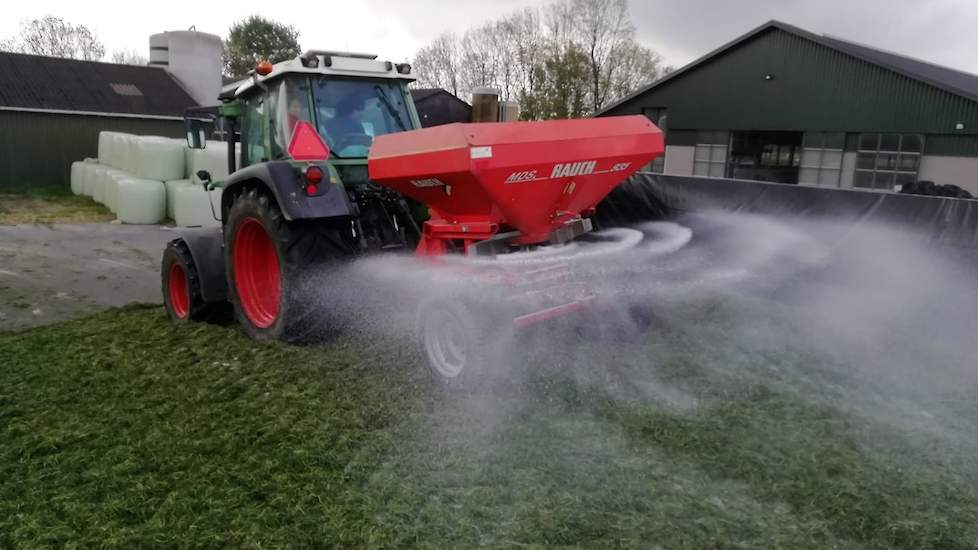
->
[161,239,225,322]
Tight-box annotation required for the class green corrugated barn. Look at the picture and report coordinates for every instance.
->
[598,20,978,194]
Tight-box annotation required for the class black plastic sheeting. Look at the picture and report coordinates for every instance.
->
[596,173,978,251]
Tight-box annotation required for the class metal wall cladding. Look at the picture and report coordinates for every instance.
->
[0,111,183,190]
[603,29,978,147]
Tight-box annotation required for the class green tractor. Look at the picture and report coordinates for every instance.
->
[162,51,423,340]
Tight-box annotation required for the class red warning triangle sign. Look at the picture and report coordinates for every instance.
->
[287,121,330,161]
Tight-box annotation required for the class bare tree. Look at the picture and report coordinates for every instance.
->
[570,0,634,112]
[541,0,575,55]
[411,0,667,118]
[111,49,147,66]
[415,17,537,103]
[0,37,17,53]
[497,9,543,101]
[460,23,505,99]
[412,33,463,96]
[3,16,105,61]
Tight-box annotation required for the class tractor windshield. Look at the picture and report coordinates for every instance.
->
[269,76,413,160]
[311,77,412,158]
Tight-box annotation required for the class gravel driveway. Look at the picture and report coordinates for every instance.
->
[0,223,180,330]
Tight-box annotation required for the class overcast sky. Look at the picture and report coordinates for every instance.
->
[3,0,978,74]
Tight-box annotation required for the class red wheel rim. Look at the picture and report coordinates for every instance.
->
[233,217,281,328]
[168,262,190,319]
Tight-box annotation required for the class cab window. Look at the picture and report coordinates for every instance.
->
[241,94,267,166]
[269,79,313,159]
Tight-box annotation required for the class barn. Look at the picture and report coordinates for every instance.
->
[410,88,472,127]
[0,51,199,190]
[598,20,978,194]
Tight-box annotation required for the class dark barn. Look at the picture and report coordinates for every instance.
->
[410,88,472,127]
[0,52,198,190]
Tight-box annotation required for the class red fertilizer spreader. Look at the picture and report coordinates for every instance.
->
[366,116,663,385]
[368,115,663,256]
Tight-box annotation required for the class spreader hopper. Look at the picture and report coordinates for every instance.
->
[368,115,663,253]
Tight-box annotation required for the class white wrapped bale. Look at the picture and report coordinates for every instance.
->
[164,179,193,220]
[103,169,134,213]
[107,132,131,169]
[78,163,92,196]
[91,165,110,204]
[116,178,165,224]
[122,134,139,173]
[173,184,222,227]
[80,163,99,196]
[133,137,185,181]
[70,161,86,195]
[98,132,120,166]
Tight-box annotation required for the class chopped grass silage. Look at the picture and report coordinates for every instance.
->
[1,304,977,548]
[0,190,112,225]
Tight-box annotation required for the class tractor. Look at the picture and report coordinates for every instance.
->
[161,50,663,388]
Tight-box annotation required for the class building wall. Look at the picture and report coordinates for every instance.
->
[643,139,978,193]
[918,155,978,194]
[664,145,695,175]
[0,110,184,190]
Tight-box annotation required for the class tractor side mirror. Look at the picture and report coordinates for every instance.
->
[184,118,208,149]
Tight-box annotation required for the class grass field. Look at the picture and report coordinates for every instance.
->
[2,302,977,549]
[0,185,112,225]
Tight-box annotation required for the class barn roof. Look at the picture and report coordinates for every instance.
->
[597,20,978,115]
[0,51,198,118]
[410,88,467,104]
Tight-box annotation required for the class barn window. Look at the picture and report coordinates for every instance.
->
[693,130,728,178]
[110,83,143,96]
[853,133,923,190]
[799,132,844,186]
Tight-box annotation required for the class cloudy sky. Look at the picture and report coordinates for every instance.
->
[3,0,978,74]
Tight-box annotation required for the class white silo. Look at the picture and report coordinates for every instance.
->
[149,29,223,106]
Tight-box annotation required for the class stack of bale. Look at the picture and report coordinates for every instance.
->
[69,132,238,226]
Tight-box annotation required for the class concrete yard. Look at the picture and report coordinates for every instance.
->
[0,223,177,330]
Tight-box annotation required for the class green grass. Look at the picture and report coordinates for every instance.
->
[0,185,112,224]
[1,304,976,548]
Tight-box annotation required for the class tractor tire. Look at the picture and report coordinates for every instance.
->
[415,296,511,391]
[162,239,228,323]
[224,187,355,341]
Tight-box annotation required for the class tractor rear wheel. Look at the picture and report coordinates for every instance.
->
[224,188,355,341]
[162,239,225,322]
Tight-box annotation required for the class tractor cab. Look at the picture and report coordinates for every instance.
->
[183,50,425,253]
[233,53,420,167]
[187,50,420,183]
